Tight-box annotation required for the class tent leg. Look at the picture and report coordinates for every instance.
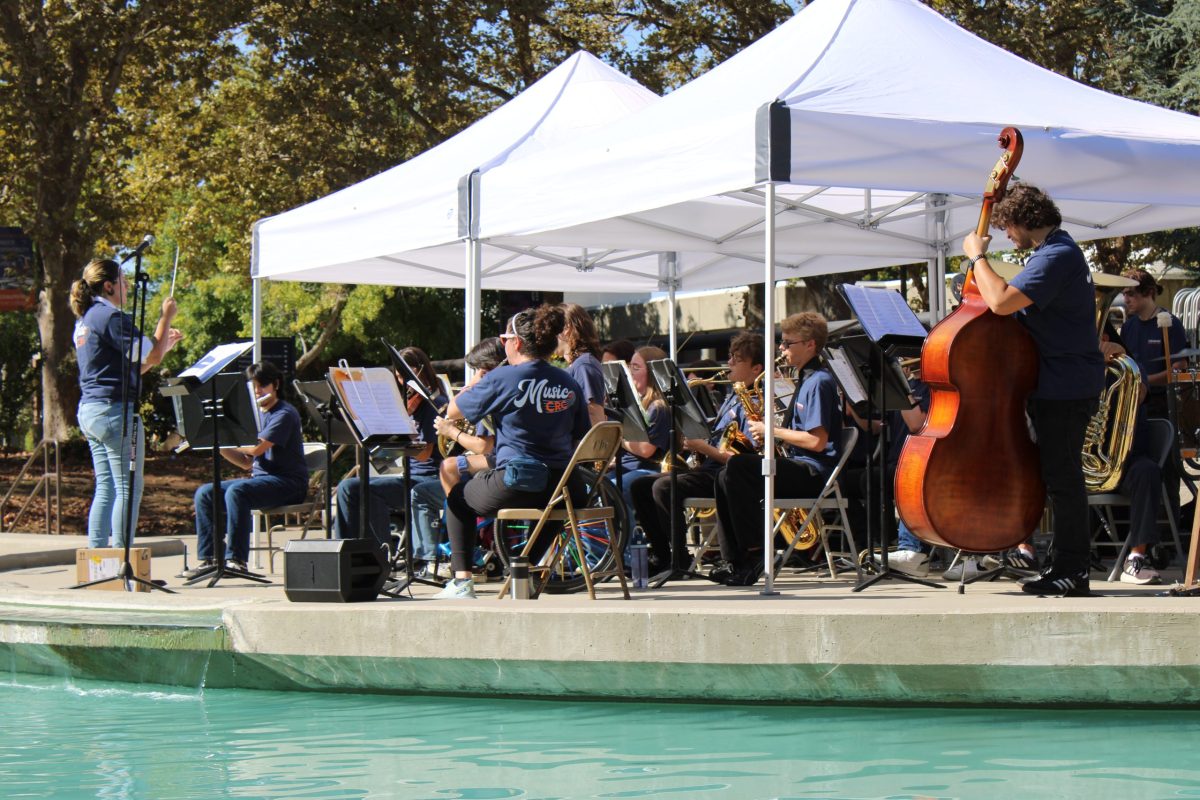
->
[762,183,778,597]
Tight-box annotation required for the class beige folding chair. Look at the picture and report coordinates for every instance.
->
[251,443,333,572]
[771,426,862,581]
[495,421,630,600]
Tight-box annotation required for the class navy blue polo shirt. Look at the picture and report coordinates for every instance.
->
[74,299,153,405]
[787,364,842,479]
[698,393,759,475]
[1008,230,1105,400]
[455,360,589,468]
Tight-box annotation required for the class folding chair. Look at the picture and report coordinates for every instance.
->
[495,421,630,600]
[770,426,862,581]
[251,443,331,572]
[1089,417,1185,581]
[683,498,719,572]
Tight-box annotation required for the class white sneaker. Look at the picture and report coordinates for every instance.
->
[889,550,930,577]
[942,556,980,582]
[1119,555,1161,585]
[432,578,477,599]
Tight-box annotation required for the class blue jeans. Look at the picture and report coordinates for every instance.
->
[410,478,447,561]
[194,476,305,562]
[78,402,144,549]
[335,475,410,549]
[896,520,929,554]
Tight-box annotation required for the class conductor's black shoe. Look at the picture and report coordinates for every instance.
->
[1021,567,1090,597]
[179,560,216,579]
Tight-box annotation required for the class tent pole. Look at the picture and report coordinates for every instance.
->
[932,193,949,320]
[252,278,262,362]
[761,183,778,596]
[466,235,482,376]
[667,251,678,361]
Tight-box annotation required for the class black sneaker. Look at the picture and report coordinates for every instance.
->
[1021,567,1090,596]
[723,561,764,587]
[179,560,216,579]
[708,560,736,584]
[1004,549,1038,571]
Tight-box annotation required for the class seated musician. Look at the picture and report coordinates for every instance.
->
[714,313,842,586]
[613,346,671,512]
[435,305,591,599]
[185,362,308,576]
[1101,324,1166,584]
[403,338,504,574]
[601,338,636,364]
[628,333,764,575]
[558,302,608,427]
[333,346,445,557]
[840,371,932,576]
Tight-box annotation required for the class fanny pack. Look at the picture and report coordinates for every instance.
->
[504,457,550,493]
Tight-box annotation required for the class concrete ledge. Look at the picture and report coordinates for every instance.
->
[0,538,186,572]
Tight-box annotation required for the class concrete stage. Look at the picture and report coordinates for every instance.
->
[1,532,1198,707]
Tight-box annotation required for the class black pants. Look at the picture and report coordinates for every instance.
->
[1029,397,1097,572]
[630,469,717,566]
[1116,454,1163,549]
[839,463,899,549]
[445,465,583,573]
[714,454,828,565]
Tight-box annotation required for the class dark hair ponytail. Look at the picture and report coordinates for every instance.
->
[508,304,565,360]
[70,259,121,318]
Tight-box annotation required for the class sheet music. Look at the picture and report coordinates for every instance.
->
[328,366,417,439]
[826,347,868,407]
[180,341,254,383]
[841,284,927,343]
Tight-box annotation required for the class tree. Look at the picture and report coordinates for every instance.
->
[0,0,252,438]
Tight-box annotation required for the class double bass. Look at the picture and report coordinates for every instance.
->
[894,128,1044,552]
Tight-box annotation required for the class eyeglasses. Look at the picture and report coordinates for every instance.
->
[779,338,810,349]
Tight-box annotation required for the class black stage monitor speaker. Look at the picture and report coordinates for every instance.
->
[284,539,388,602]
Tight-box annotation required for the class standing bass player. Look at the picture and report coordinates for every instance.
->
[962,182,1104,596]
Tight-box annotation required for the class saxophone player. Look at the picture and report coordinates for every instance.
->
[714,312,843,587]
[628,333,764,575]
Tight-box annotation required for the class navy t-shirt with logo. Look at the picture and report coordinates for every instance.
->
[455,360,589,468]
[408,392,447,481]
[1008,230,1105,400]
[787,365,842,479]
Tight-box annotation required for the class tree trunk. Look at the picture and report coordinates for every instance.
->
[1093,236,1132,275]
[742,282,765,329]
[295,286,350,375]
[37,246,80,441]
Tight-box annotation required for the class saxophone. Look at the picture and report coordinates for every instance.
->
[1081,276,1142,493]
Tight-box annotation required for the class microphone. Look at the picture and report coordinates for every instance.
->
[119,234,155,264]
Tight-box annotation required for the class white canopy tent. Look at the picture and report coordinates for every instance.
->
[471,0,1200,592]
[250,51,661,354]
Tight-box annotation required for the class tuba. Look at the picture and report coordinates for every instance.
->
[1081,274,1142,493]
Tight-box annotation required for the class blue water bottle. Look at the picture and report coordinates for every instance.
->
[630,530,649,589]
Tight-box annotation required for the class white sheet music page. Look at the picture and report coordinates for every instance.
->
[826,348,868,407]
[328,367,417,439]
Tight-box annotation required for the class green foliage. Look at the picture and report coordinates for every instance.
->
[0,311,39,449]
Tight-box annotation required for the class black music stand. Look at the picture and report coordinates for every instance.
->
[380,340,448,591]
[647,358,711,588]
[161,342,272,587]
[326,365,424,598]
[294,379,357,538]
[837,285,942,592]
[602,359,652,505]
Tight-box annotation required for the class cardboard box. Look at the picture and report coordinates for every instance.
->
[75,547,152,592]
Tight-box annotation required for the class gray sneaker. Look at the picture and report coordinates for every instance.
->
[1119,555,1161,585]
[432,578,477,599]
[889,550,930,577]
[942,556,980,582]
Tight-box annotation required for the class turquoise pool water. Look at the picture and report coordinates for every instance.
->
[3,674,1199,800]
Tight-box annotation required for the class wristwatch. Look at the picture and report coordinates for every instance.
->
[968,253,988,269]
